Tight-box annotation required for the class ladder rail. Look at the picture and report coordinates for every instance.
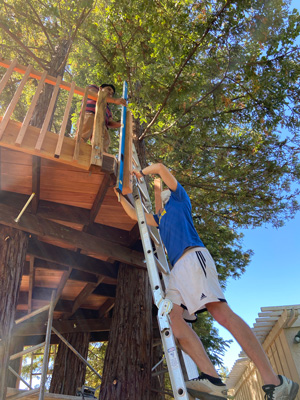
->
[132,180,190,400]
[130,143,201,399]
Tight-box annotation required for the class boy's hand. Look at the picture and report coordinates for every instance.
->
[115,98,127,106]
[132,169,143,180]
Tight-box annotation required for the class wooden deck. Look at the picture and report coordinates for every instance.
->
[0,138,143,339]
[6,388,83,400]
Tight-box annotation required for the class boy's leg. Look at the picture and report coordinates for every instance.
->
[170,304,227,397]
[206,301,280,386]
[80,113,94,142]
[170,304,218,377]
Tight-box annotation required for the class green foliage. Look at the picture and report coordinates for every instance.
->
[20,345,57,389]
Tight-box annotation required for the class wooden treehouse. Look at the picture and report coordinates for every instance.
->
[0,57,150,398]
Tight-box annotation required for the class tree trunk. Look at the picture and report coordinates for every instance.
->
[99,263,153,400]
[49,332,90,395]
[0,226,28,400]
[151,343,165,400]
[6,336,25,388]
[30,39,71,129]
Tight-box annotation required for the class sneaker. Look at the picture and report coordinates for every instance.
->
[262,375,299,399]
[186,375,228,398]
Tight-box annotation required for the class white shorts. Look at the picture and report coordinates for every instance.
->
[166,247,226,322]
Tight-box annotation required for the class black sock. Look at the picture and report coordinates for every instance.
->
[199,372,225,386]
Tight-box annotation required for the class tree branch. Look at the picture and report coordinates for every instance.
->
[145,58,230,138]
[26,0,55,53]
[0,20,48,70]
[109,19,133,96]
[82,34,113,68]
[139,0,233,140]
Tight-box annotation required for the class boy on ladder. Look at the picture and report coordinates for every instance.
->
[116,162,299,400]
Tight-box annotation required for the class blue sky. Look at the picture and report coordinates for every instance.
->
[216,0,300,372]
[216,212,300,371]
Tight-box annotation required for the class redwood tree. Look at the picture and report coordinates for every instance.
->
[0,226,28,400]
[99,264,153,400]
[50,332,90,395]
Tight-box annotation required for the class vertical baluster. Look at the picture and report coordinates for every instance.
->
[0,64,33,139]
[35,76,62,151]
[55,81,76,158]
[15,70,48,146]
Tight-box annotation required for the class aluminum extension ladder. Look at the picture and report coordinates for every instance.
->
[131,145,199,400]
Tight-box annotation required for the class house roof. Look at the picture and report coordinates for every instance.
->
[226,304,300,389]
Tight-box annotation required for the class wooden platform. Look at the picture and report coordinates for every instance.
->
[0,138,141,343]
[6,388,82,400]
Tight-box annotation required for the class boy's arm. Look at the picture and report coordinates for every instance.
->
[116,190,158,227]
[107,98,127,106]
[133,163,177,192]
[107,119,122,129]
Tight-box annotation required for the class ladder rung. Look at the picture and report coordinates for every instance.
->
[142,201,150,214]
[132,157,139,167]
[154,256,169,275]
[149,228,160,246]
[136,182,148,200]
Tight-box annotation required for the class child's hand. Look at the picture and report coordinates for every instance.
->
[132,169,143,180]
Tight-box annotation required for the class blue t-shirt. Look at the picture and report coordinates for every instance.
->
[153,183,204,266]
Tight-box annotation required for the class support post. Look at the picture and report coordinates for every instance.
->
[117,81,128,193]
[0,226,28,400]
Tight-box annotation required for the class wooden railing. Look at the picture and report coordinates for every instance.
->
[0,57,105,169]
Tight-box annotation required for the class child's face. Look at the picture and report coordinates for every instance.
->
[101,86,114,97]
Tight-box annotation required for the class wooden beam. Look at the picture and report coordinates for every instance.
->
[90,89,106,167]
[12,317,111,336]
[65,276,105,319]
[0,203,145,267]
[0,191,134,246]
[28,256,34,314]
[98,299,115,318]
[31,156,41,214]
[28,238,119,279]
[34,258,69,272]
[92,283,116,298]
[89,173,111,223]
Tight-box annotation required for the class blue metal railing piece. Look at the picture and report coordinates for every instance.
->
[117,81,128,193]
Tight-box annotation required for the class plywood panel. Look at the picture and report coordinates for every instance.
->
[95,189,136,230]
[61,280,87,301]
[37,237,78,251]
[20,276,29,292]
[34,269,64,288]
[40,161,104,209]
[1,149,32,193]
[81,295,108,310]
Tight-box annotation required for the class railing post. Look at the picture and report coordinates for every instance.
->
[117,81,128,193]
[90,89,106,167]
